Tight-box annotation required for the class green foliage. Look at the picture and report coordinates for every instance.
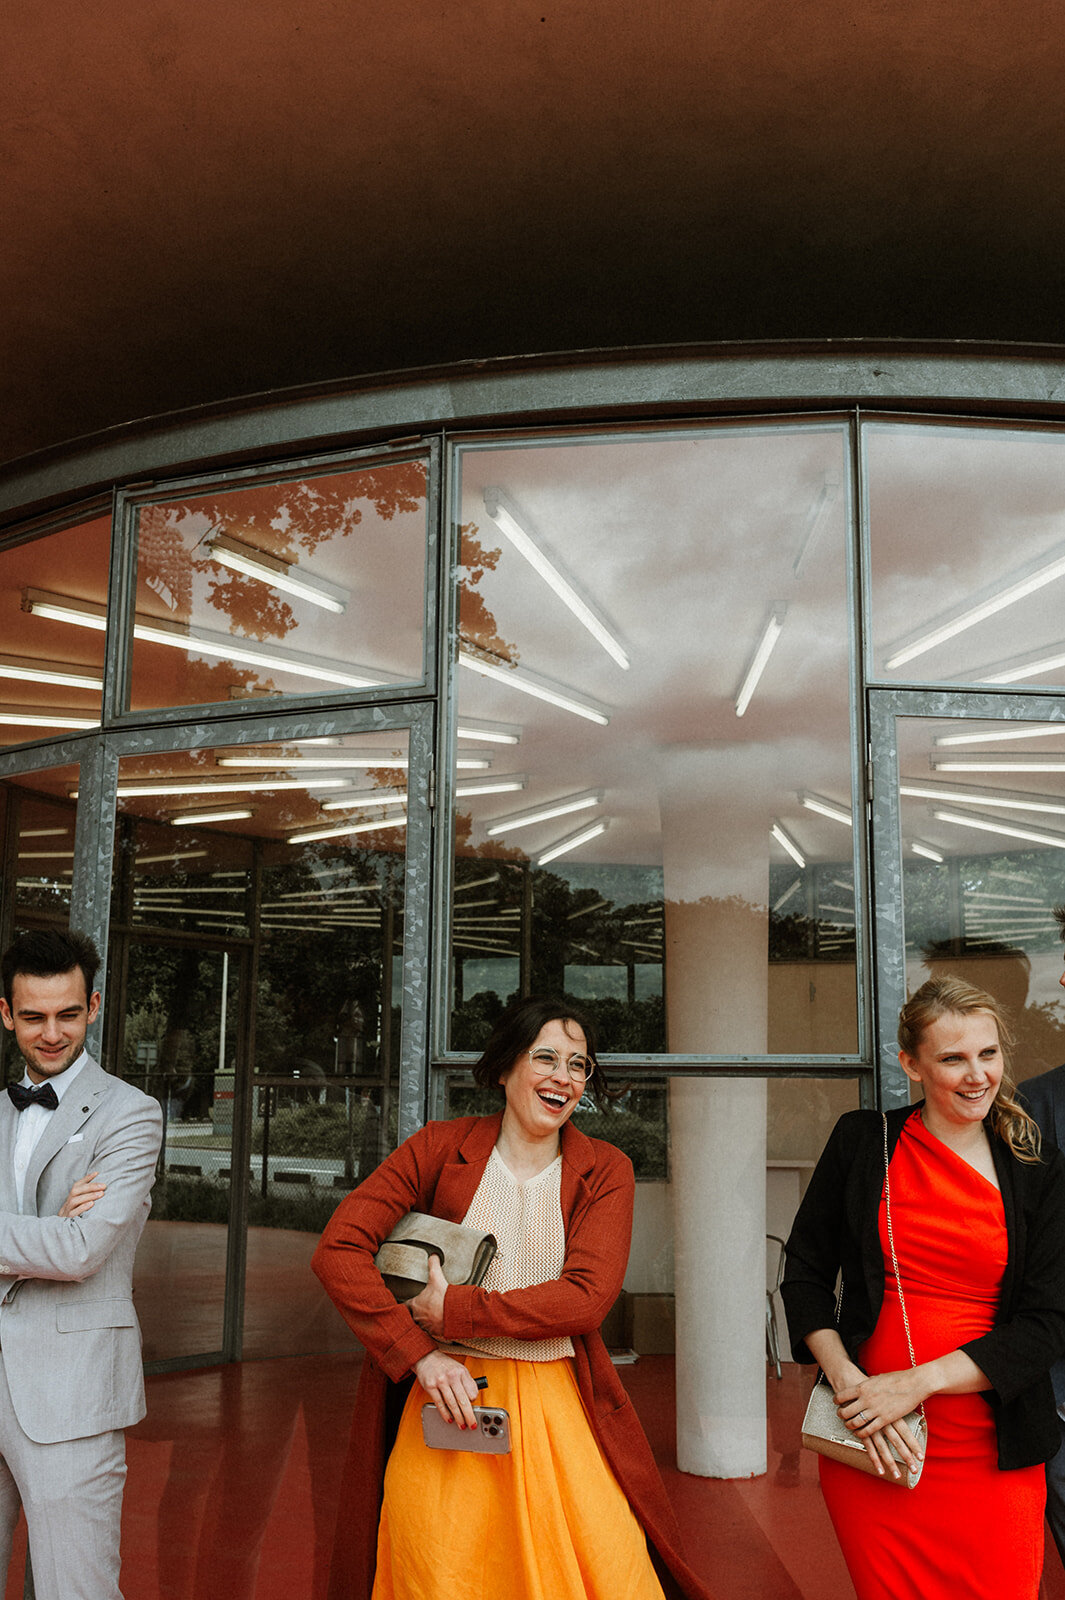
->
[572,1109,667,1180]
[150,1172,342,1232]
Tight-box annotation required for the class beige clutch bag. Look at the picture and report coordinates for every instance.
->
[373,1211,498,1303]
[801,1379,927,1489]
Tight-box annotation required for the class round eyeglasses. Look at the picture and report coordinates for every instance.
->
[528,1046,594,1082]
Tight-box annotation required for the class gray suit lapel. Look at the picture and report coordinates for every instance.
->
[0,1097,19,1215]
[23,1058,111,1214]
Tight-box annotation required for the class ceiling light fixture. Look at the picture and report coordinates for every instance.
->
[771,822,806,868]
[319,791,409,812]
[23,590,386,690]
[984,650,1065,686]
[215,751,489,773]
[932,807,1065,852]
[206,532,349,613]
[288,816,408,845]
[933,724,1065,747]
[799,791,853,827]
[793,474,841,576]
[884,549,1065,670]
[911,841,945,863]
[455,777,527,799]
[933,755,1065,773]
[458,648,610,726]
[0,653,102,692]
[734,605,787,717]
[900,779,1065,817]
[86,777,350,799]
[486,791,601,837]
[456,720,521,745]
[170,806,256,826]
[537,818,608,866]
[0,706,100,729]
[483,489,629,669]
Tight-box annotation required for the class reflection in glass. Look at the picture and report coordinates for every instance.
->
[898,716,1065,1085]
[9,776,78,919]
[126,459,429,710]
[0,515,108,750]
[451,426,859,1058]
[111,732,408,1360]
[868,423,1065,688]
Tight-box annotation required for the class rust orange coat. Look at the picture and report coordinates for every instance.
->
[312,1111,713,1600]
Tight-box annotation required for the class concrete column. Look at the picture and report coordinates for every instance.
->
[661,761,770,1478]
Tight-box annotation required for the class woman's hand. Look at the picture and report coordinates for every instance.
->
[833,1370,926,1479]
[408,1254,447,1337]
[59,1171,106,1219]
[413,1350,480,1428]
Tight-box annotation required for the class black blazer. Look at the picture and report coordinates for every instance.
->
[1018,1063,1065,1407]
[781,1102,1065,1470]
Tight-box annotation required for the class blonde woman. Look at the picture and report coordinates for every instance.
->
[783,975,1065,1599]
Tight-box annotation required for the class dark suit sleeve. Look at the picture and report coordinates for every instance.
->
[960,1144,1065,1404]
[781,1111,864,1362]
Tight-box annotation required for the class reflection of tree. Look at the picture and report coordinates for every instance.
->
[139,462,427,647]
[457,524,518,663]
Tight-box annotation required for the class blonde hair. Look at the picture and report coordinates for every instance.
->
[898,974,1042,1164]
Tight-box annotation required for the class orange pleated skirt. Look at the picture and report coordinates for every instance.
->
[821,1115,1045,1599]
[372,1356,666,1600]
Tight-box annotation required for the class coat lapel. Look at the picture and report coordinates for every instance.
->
[0,1094,19,1215]
[22,1057,111,1215]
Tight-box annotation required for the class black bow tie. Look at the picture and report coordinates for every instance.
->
[7,1082,59,1112]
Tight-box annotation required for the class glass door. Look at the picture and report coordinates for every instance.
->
[870,690,1065,1105]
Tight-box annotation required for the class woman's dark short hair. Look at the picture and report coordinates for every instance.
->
[471,996,604,1104]
[1,927,101,1007]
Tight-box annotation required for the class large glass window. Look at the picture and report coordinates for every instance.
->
[111,731,410,1361]
[0,514,109,748]
[868,422,1065,689]
[448,424,860,1059]
[121,456,429,712]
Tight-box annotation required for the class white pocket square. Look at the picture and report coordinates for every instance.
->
[65,1134,85,1145]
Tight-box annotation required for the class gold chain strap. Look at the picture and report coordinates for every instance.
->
[882,1112,927,1424]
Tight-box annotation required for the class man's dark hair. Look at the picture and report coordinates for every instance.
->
[471,994,604,1104]
[1,928,101,1007]
[1055,905,1065,942]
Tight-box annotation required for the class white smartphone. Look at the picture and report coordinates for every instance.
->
[421,1404,512,1454]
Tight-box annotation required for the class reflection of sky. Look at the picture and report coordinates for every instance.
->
[868,425,1065,684]
[457,427,857,880]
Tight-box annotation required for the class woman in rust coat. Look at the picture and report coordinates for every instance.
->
[312,996,712,1600]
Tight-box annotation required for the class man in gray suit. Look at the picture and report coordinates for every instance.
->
[1018,903,1065,1572]
[0,928,163,1600]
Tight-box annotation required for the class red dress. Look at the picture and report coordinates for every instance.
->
[820,1114,1046,1599]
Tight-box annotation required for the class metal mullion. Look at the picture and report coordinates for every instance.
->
[429,439,463,1061]
[102,484,135,723]
[845,409,876,1092]
[69,737,120,1060]
[396,701,435,1144]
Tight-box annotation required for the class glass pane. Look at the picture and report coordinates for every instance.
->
[127,458,428,711]
[898,715,1065,1084]
[8,771,79,920]
[868,422,1065,688]
[111,731,408,1361]
[450,425,859,1056]
[0,515,108,749]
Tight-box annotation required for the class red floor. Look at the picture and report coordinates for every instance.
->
[5,1356,1063,1599]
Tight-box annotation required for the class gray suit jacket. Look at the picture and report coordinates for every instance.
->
[1019,1062,1065,1407]
[0,1057,163,1444]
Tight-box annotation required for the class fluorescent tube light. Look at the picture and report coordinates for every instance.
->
[457,721,521,745]
[884,549,1065,670]
[537,818,608,866]
[932,808,1065,851]
[206,533,349,613]
[771,822,806,868]
[900,780,1065,817]
[24,590,387,690]
[934,724,1065,747]
[455,778,527,798]
[90,777,350,799]
[911,842,945,863]
[800,791,853,827]
[483,490,629,669]
[217,752,413,770]
[772,879,801,913]
[18,849,75,860]
[487,791,601,837]
[170,806,255,825]
[933,755,1065,773]
[984,650,1065,685]
[0,706,100,729]
[0,654,102,692]
[288,816,407,845]
[734,606,786,717]
[320,791,410,812]
[793,475,841,576]
[135,850,209,866]
[458,648,610,725]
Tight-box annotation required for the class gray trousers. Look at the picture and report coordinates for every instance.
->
[0,1354,126,1600]
[1046,1411,1065,1573]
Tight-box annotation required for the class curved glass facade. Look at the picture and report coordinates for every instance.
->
[2,359,1064,1399]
